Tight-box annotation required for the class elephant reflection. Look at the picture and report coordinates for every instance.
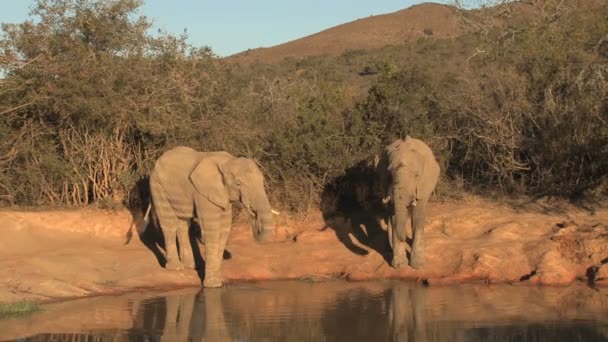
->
[318,283,432,341]
[389,284,430,342]
[131,289,230,341]
[37,283,608,342]
[131,283,434,342]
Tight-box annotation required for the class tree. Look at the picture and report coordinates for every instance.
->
[0,0,230,206]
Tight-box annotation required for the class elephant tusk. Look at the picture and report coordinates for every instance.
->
[142,204,152,229]
[245,205,256,217]
[382,196,391,204]
[271,209,280,215]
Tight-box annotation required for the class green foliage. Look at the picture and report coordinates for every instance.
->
[0,300,41,318]
[0,0,606,213]
[0,0,232,206]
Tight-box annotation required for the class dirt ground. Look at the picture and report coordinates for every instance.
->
[0,196,607,305]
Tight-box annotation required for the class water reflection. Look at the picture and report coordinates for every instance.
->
[5,281,608,341]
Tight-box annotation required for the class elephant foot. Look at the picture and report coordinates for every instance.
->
[203,277,223,288]
[165,259,184,271]
[409,253,425,269]
[391,254,407,269]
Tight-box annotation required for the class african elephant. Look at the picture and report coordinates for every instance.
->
[376,136,440,269]
[141,146,279,287]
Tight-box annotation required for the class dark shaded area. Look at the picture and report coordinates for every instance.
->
[131,294,167,333]
[506,194,607,218]
[321,287,393,341]
[320,159,392,263]
[586,257,608,286]
[520,269,537,282]
[125,176,167,268]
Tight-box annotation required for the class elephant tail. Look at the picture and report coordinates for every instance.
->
[124,203,152,245]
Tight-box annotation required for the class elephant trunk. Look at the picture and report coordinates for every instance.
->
[392,181,415,242]
[250,193,276,243]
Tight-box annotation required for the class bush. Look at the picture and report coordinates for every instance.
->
[1,0,606,213]
[0,0,233,206]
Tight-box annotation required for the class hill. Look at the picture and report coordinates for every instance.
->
[228,3,467,64]
[227,0,606,65]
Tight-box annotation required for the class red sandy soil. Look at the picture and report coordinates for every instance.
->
[0,196,607,305]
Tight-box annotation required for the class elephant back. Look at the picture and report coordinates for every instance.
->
[150,146,201,218]
[151,147,235,219]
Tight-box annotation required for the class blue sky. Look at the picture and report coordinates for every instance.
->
[0,0,449,57]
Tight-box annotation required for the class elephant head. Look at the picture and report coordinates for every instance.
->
[190,156,277,243]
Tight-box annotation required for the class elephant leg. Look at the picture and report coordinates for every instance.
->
[177,221,195,269]
[391,228,408,268]
[151,180,183,271]
[217,212,232,263]
[203,211,232,288]
[387,215,394,249]
[203,225,222,287]
[195,218,205,244]
[197,198,230,288]
[409,202,427,269]
[386,217,393,249]
[391,214,408,269]
[176,220,195,269]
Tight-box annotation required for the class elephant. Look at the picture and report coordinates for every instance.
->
[376,136,440,269]
[140,146,279,287]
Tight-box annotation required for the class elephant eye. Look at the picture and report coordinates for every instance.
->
[236,180,242,186]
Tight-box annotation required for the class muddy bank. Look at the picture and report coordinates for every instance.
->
[0,197,607,305]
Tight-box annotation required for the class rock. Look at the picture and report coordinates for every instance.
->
[482,222,531,241]
[592,263,608,286]
[271,225,295,242]
[530,250,577,286]
[470,247,533,283]
[293,228,336,243]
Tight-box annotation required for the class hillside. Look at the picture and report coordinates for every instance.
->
[226,0,606,65]
[228,3,467,64]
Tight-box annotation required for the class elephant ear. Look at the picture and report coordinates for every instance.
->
[190,158,229,210]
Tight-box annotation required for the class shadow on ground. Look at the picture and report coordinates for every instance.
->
[320,159,392,264]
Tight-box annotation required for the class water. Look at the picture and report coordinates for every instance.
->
[3,281,608,341]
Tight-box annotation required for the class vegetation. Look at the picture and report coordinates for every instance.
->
[1,0,606,213]
[0,300,41,318]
